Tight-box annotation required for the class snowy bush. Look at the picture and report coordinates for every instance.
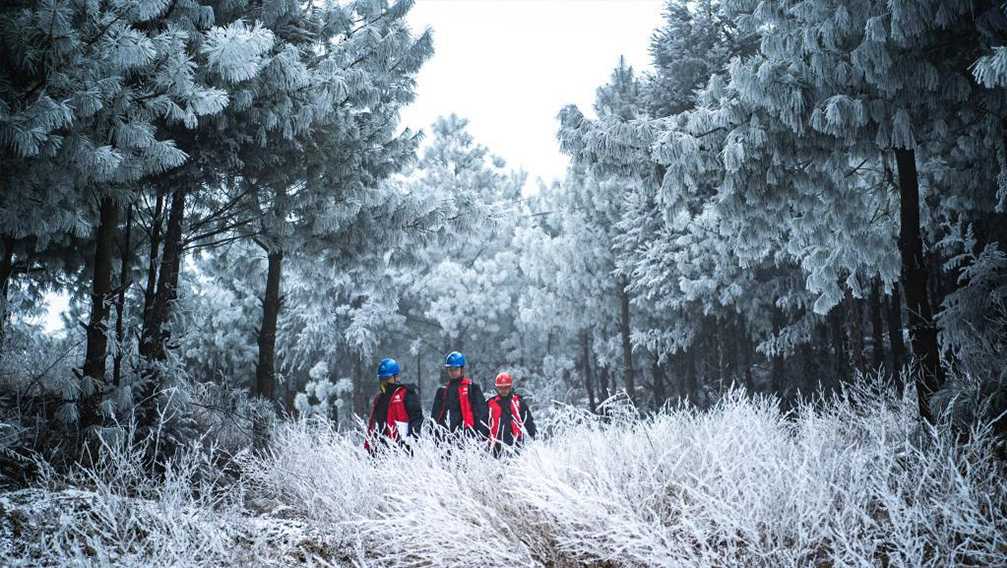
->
[292,362,351,421]
[3,377,1006,567]
[243,377,1007,567]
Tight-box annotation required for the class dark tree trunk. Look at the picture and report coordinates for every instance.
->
[895,148,945,421]
[141,188,165,339]
[829,304,848,388]
[886,284,907,389]
[352,348,368,418]
[808,320,827,392]
[112,204,132,388]
[283,373,296,413]
[798,342,816,397]
[725,314,740,385]
[713,317,724,389]
[846,289,867,375]
[416,350,422,398]
[651,352,667,410]
[253,249,283,449]
[617,276,636,403]
[254,250,283,405]
[81,196,119,431]
[770,308,786,394]
[870,280,886,372]
[138,189,186,430]
[0,235,14,344]
[741,326,754,390]
[580,330,597,413]
[599,364,611,401]
[685,347,698,405]
[140,189,185,362]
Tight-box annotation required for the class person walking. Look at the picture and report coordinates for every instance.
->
[431,351,488,439]
[486,372,536,456]
[365,357,423,453]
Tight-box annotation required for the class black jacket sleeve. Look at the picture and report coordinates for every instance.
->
[522,398,537,440]
[403,384,423,437]
[470,382,489,436]
[431,387,446,426]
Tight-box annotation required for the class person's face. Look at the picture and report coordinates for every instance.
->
[497,385,512,397]
[447,367,463,380]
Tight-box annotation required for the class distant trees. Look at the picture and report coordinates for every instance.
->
[540,0,1007,419]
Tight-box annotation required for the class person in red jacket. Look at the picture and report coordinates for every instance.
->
[431,351,488,439]
[365,357,423,454]
[487,371,536,456]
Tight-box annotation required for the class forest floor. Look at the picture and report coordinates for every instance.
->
[2,382,1006,567]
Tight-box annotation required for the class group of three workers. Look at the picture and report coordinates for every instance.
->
[364,351,537,455]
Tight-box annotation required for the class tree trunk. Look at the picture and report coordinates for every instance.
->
[254,250,283,404]
[846,289,867,375]
[685,347,698,405]
[81,196,119,431]
[713,317,724,390]
[886,284,907,389]
[617,276,636,403]
[725,314,740,385]
[580,330,597,413]
[140,189,185,362]
[0,235,14,345]
[252,249,283,449]
[138,188,186,430]
[870,280,886,372]
[894,148,944,421]
[829,304,848,388]
[112,204,132,388]
[141,188,165,341]
[598,364,611,402]
[352,349,368,418]
[651,352,667,410]
[416,350,422,398]
[741,326,754,390]
[770,308,786,394]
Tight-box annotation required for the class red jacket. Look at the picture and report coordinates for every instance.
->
[487,393,535,447]
[365,384,422,451]
[432,377,488,435]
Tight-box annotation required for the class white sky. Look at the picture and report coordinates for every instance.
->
[400,0,664,187]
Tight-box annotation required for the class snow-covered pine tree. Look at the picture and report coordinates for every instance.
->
[690,0,1007,420]
[0,0,274,433]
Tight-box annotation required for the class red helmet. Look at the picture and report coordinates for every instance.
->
[495,372,513,388]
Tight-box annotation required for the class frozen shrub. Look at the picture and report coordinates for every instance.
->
[4,376,1006,567]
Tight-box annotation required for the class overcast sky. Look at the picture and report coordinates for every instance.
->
[400,0,664,187]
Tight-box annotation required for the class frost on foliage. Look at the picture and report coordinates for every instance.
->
[234,381,1007,568]
[5,380,1007,567]
[937,243,1007,378]
[293,361,351,419]
[973,46,1007,88]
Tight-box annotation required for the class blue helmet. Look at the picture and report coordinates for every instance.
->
[444,351,466,368]
[377,357,400,380]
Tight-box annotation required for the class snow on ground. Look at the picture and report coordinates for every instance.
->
[2,382,1006,567]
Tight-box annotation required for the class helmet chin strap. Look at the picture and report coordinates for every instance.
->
[380,376,398,392]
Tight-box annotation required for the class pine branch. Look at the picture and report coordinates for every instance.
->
[187,187,257,234]
[183,218,257,246]
[845,157,872,178]
[83,7,130,52]
[183,232,258,253]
